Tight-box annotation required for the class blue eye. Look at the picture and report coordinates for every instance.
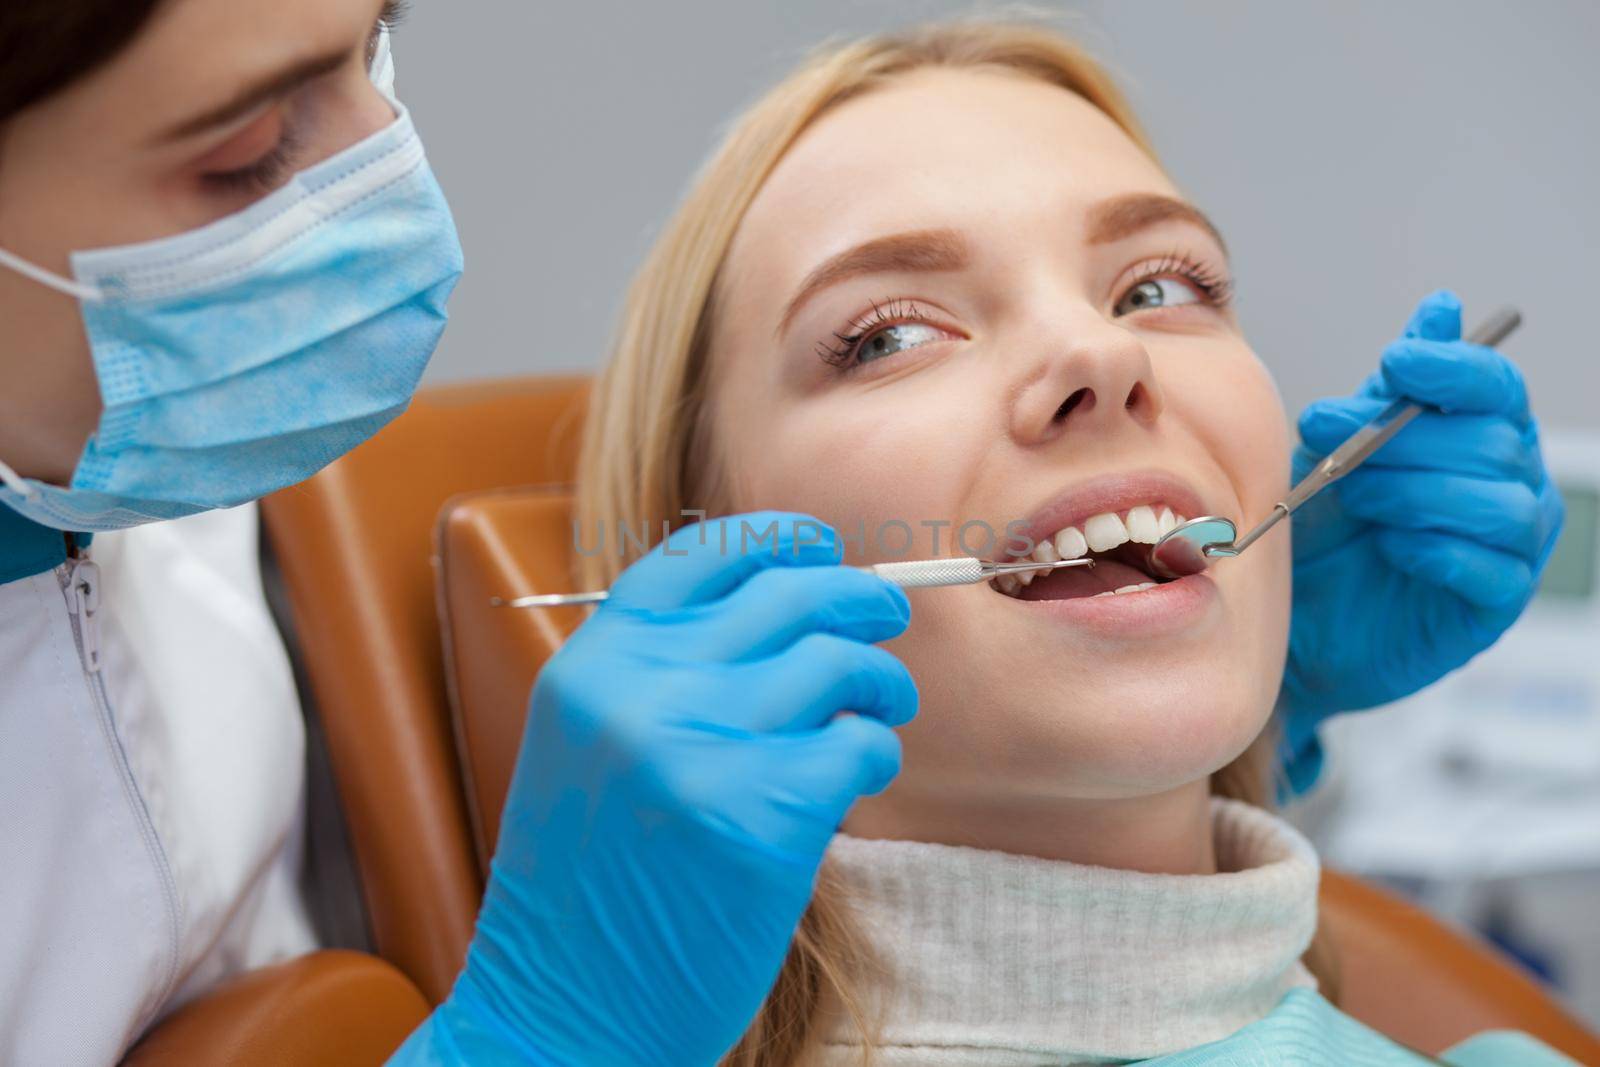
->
[1114,277,1201,316]
[817,298,957,373]
[854,322,946,364]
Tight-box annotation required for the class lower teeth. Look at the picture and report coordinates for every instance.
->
[1091,582,1159,598]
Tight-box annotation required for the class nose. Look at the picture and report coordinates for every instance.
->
[1007,312,1166,446]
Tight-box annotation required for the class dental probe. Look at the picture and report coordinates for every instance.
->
[1148,306,1523,580]
[491,555,1096,609]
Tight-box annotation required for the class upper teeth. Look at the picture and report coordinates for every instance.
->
[997,504,1187,594]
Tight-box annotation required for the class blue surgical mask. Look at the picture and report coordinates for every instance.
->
[0,67,461,532]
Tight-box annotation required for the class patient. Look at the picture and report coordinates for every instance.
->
[573,20,1553,1067]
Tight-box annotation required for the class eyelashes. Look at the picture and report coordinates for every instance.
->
[816,298,930,369]
[200,126,302,195]
[205,2,403,200]
[1126,250,1235,309]
[814,251,1235,375]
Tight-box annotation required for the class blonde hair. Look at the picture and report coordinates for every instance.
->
[575,19,1339,1066]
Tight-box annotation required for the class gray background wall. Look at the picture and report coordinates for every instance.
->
[395,0,1596,434]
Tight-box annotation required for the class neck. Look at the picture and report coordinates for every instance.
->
[841,774,1218,874]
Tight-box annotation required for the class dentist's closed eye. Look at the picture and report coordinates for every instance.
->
[197,106,304,195]
[818,298,961,372]
[199,113,302,195]
[1112,252,1234,318]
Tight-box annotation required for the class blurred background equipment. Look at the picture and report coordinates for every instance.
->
[1301,429,1600,1026]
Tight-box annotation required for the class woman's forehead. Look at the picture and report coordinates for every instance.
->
[730,68,1180,289]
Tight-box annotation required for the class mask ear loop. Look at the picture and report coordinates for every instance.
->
[370,23,397,99]
[0,456,39,500]
[0,246,99,500]
[0,245,103,303]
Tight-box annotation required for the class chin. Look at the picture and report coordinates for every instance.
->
[900,643,1278,801]
[1031,666,1275,797]
[888,554,1288,800]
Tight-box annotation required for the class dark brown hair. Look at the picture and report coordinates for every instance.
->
[0,0,167,125]
[0,0,404,150]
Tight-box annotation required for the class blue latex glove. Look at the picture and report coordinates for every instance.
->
[1278,290,1565,795]
[391,511,917,1066]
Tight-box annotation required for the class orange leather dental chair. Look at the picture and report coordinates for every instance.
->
[123,377,588,1066]
[126,375,1600,1065]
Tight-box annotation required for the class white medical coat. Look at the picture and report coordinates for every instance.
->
[0,502,318,1065]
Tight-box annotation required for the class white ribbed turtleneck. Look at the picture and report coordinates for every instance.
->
[811,796,1321,1066]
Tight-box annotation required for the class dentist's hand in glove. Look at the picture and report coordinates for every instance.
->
[391,512,918,1066]
[1280,290,1565,793]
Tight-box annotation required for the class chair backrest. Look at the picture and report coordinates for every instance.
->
[1320,871,1600,1060]
[434,481,1600,1064]
[259,376,588,1004]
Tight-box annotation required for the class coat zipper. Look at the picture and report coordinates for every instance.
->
[62,557,183,1027]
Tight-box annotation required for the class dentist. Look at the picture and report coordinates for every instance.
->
[0,2,458,1063]
[0,4,1563,1067]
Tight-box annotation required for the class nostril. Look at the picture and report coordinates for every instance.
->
[1054,387,1094,422]
[1124,381,1159,422]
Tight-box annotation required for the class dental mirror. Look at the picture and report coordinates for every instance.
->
[1147,305,1523,581]
[1148,516,1242,579]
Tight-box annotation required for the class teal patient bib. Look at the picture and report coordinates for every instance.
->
[1142,987,1580,1066]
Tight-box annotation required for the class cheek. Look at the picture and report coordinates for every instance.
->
[309,74,397,163]
[723,383,986,561]
[1222,360,1293,645]
[1217,358,1293,511]
[1199,357,1293,765]
[1161,349,1293,579]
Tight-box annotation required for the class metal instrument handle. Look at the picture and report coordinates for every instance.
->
[857,557,987,588]
[1227,307,1523,555]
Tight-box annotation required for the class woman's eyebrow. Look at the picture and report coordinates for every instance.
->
[1086,193,1229,256]
[150,48,351,146]
[777,228,969,338]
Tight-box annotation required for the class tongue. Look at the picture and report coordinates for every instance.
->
[1018,558,1151,600]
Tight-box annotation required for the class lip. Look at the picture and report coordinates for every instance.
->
[1000,569,1219,638]
[1004,469,1216,559]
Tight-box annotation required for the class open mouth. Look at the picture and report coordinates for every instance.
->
[992,504,1189,601]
